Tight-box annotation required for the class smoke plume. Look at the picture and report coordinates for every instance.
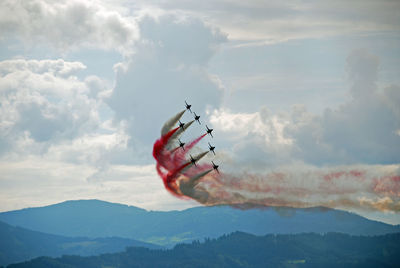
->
[153,111,400,212]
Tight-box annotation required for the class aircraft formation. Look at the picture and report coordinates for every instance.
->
[182,101,219,173]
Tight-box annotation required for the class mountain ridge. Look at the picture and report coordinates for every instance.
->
[0,219,161,267]
[1,199,399,247]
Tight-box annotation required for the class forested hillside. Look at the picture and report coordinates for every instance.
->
[8,232,400,268]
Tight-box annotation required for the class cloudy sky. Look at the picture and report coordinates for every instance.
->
[1,0,399,223]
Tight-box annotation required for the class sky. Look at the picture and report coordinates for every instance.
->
[0,0,399,224]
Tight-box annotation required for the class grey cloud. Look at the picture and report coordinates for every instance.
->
[0,0,137,52]
[139,15,226,66]
[133,0,400,42]
[107,15,226,150]
[346,49,379,99]
[287,50,400,165]
[384,85,400,118]
[15,102,68,142]
[211,50,400,167]
[84,75,111,98]
[158,1,297,20]
[0,59,86,77]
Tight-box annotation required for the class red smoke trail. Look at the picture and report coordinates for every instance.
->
[153,127,211,197]
[153,114,400,213]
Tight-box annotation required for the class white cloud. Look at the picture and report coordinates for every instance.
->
[0,58,143,169]
[0,59,86,77]
[0,0,138,53]
[210,107,291,145]
[0,56,193,212]
[46,131,129,166]
[0,59,106,155]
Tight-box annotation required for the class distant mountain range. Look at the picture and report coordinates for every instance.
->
[0,220,160,267]
[1,199,399,247]
[7,232,400,268]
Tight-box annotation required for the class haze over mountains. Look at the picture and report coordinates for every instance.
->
[0,220,160,267]
[1,199,399,247]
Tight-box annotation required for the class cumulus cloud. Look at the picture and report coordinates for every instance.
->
[0,0,138,52]
[0,58,158,201]
[210,50,400,167]
[208,107,293,171]
[107,14,227,151]
[0,59,110,157]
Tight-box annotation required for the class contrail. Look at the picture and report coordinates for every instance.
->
[168,120,195,147]
[153,111,400,212]
[161,110,185,136]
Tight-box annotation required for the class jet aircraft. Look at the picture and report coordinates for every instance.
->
[206,125,213,138]
[178,139,185,151]
[212,161,219,173]
[178,120,185,130]
[185,101,192,113]
[208,142,215,155]
[190,154,198,166]
[194,112,201,125]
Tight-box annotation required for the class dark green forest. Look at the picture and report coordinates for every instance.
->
[8,232,400,268]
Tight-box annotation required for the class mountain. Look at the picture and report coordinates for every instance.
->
[7,232,400,268]
[0,199,399,246]
[0,220,160,267]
